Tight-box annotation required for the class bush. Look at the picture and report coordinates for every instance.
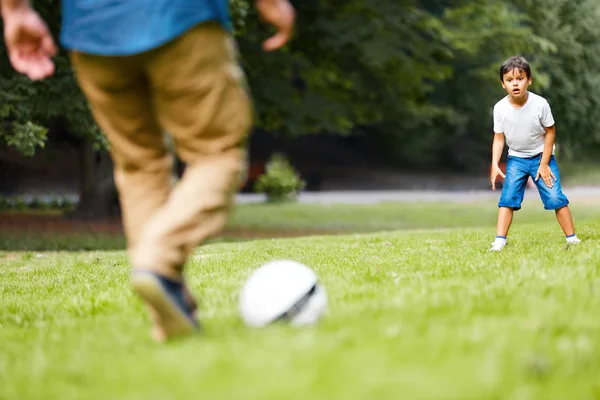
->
[0,195,78,211]
[254,153,305,203]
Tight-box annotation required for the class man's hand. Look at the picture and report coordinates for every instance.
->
[535,164,556,188]
[490,164,506,191]
[2,3,57,80]
[256,0,295,51]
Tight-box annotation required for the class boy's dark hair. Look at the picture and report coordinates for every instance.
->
[499,56,531,81]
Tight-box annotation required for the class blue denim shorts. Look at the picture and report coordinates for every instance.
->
[499,154,569,211]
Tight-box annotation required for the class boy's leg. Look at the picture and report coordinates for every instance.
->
[70,53,197,341]
[532,156,579,243]
[556,206,577,237]
[491,207,512,251]
[492,156,529,250]
[496,207,513,237]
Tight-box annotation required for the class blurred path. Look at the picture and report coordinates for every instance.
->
[235,186,600,205]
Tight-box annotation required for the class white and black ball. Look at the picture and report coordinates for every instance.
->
[239,260,327,327]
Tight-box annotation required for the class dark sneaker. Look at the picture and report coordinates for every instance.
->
[131,270,199,340]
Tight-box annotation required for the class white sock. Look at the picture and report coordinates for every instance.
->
[494,236,507,244]
[566,234,578,242]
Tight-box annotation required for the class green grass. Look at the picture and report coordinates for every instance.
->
[3,196,600,251]
[1,199,600,399]
[227,197,600,231]
[560,161,600,186]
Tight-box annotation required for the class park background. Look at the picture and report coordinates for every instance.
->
[2,2,600,399]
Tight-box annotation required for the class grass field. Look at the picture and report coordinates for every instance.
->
[1,196,600,399]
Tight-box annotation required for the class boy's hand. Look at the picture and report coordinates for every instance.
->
[2,3,57,80]
[490,164,506,191]
[256,0,295,51]
[535,164,556,188]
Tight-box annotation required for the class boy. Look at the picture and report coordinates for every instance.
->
[1,0,295,341]
[489,55,580,251]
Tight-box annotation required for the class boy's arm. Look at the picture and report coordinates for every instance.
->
[490,133,505,191]
[539,99,556,167]
[540,125,555,166]
[491,133,505,167]
[535,125,557,188]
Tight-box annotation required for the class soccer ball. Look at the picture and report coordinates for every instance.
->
[239,260,327,327]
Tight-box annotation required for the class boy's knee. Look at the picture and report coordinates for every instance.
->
[498,202,521,211]
[498,181,526,210]
[498,191,523,210]
[544,197,569,210]
[540,186,569,210]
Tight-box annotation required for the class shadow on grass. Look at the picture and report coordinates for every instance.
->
[0,209,350,251]
[0,229,345,252]
[0,232,128,252]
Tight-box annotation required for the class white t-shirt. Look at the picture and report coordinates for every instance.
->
[493,91,555,158]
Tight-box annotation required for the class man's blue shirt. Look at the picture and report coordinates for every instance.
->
[60,0,232,56]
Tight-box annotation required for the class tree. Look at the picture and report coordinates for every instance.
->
[233,0,556,170]
[0,1,104,153]
[1,1,119,219]
[234,0,458,137]
[3,0,474,212]
[513,0,600,160]
[408,0,551,169]
[2,0,596,212]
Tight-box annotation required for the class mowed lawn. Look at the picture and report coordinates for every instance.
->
[1,196,600,400]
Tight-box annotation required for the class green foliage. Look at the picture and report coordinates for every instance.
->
[234,0,459,137]
[1,0,599,167]
[233,0,586,169]
[513,0,600,160]
[0,0,105,156]
[367,0,549,169]
[0,74,48,155]
[0,195,76,211]
[254,153,305,203]
[2,121,47,157]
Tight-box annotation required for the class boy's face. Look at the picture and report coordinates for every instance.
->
[501,68,532,101]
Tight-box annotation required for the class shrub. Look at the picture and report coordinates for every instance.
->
[254,153,305,203]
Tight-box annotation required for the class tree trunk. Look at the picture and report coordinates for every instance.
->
[65,137,119,221]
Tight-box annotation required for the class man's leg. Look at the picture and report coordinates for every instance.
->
[69,52,188,340]
[116,23,252,340]
[69,52,172,251]
[128,23,252,278]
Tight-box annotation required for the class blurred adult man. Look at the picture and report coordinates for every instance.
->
[1,0,295,341]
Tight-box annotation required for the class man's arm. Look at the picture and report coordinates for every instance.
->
[1,0,29,16]
[1,0,57,80]
[255,0,295,51]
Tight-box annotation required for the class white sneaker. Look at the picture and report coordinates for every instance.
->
[566,237,581,245]
[490,240,506,251]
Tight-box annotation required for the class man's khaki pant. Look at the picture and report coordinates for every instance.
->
[70,22,252,279]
